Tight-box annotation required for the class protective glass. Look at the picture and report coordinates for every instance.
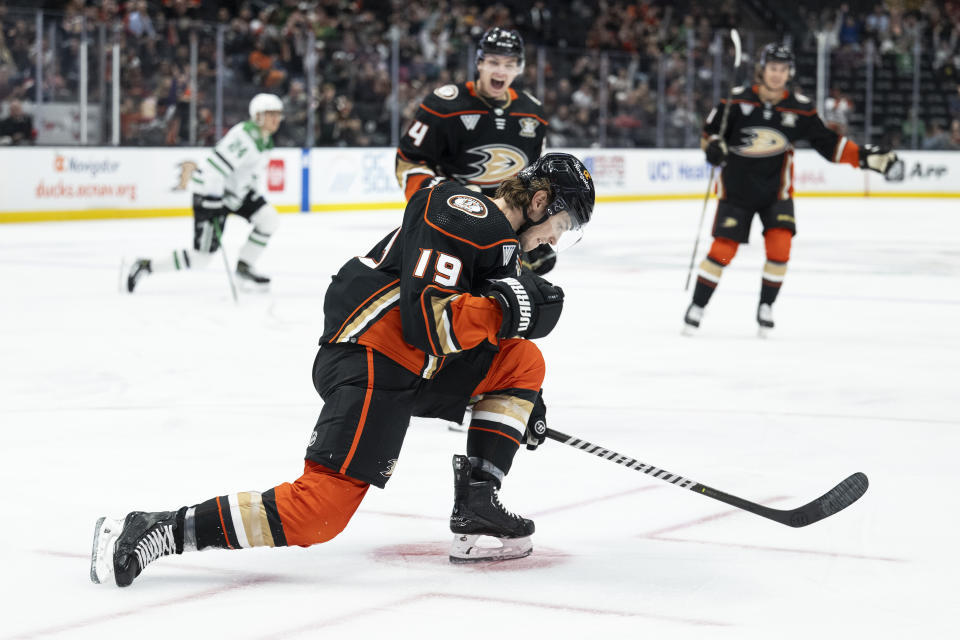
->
[536,210,583,253]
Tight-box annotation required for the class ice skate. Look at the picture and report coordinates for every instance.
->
[449,454,534,563]
[682,303,704,335]
[90,510,178,587]
[125,259,152,293]
[236,260,270,290]
[757,302,775,338]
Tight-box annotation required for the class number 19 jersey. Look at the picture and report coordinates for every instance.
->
[319,182,521,379]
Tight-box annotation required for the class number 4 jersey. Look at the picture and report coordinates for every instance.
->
[395,81,548,199]
[319,182,522,378]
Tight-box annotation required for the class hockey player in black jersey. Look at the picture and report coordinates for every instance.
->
[684,44,899,336]
[395,27,557,274]
[90,153,595,586]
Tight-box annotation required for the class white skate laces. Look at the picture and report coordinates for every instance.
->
[490,487,522,522]
[135,525,176,570]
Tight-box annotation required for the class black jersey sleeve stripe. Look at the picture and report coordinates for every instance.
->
[214,149,235,171]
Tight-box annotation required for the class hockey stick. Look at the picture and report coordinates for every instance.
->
[684,28,742,291]
[211,217,239,304]
[545,427,868,528]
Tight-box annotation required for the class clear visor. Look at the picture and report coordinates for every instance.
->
[522,209,584,255]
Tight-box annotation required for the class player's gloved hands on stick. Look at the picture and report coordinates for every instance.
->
[485,270,564,340]
[193,194,226,221]
[858,144,899,177]
[523,391,548,451]
[521,244,557,275]
[705,135,728,167]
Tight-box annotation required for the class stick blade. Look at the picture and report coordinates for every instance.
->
[730,29,742,67]
[784,472,869,527]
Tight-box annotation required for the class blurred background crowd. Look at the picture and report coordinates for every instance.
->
[1,0,959,150]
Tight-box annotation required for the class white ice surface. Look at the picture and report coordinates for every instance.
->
[1,198,958,639]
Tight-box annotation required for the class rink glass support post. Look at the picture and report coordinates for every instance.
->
[188,29,198,146]
[864,40,874,145]
[111,42,120,146]
[215,24,224,139]
[306,30,317,148]
[80,16,88,145]
[301,148,310,213]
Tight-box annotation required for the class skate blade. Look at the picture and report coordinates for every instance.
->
[757,325,773,339]
[90,516,121,585]
[681,323,699,337]
[449,534,532,563]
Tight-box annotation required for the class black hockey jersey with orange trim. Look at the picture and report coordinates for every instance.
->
[319,182,522,378]
[395,81,548,199]
[704,84,860,207]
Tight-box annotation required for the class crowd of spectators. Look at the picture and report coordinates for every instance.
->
[796,1,960,149]
[1,0,959,149]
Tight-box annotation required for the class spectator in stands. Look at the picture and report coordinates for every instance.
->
[865,3,891,43]
[824,89,853,135]
[278,78,309,147]
[950,118,960,148]
[0,98,34,145]
[922,120,954,149]
[197,105,215,146]
[126,0,156,38]
[547,103,575,146]
[948,82,960,120]
[838,12,862,49]
[120,96,141,143]
[902,107,926,145]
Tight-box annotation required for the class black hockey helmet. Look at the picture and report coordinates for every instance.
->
[476,27,525,69]
[519,153,595,229]
[758,43,795,79]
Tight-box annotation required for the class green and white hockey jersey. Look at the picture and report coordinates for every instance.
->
[191,120,274,210]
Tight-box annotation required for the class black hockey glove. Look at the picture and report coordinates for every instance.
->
[523,391,548,451]
[192,193,226,221]
[485,270,564,340]
[704,136,728,167]
[858,144,900,178]
[521,244,557,275]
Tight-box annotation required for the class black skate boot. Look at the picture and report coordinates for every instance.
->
[449,454,534,563]
[126,259,151,293]
[757,302,774,338]
[90,510,179,587]
[236,260,270,289]
[683,302,704,335]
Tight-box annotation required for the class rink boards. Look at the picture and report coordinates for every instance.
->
[0,146,958,223]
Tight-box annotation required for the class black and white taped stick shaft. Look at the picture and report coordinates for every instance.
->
[544,428,869,528]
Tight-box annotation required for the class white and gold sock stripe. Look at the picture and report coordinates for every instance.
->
[471,393,535,441]
[697,258,725,285]
[226,491,277,549]
[762,260,788,284]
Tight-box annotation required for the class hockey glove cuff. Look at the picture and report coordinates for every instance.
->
[524,391,548,451]
[485,270,564,340]
[705,135,728,167]
[858,144,899,177]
